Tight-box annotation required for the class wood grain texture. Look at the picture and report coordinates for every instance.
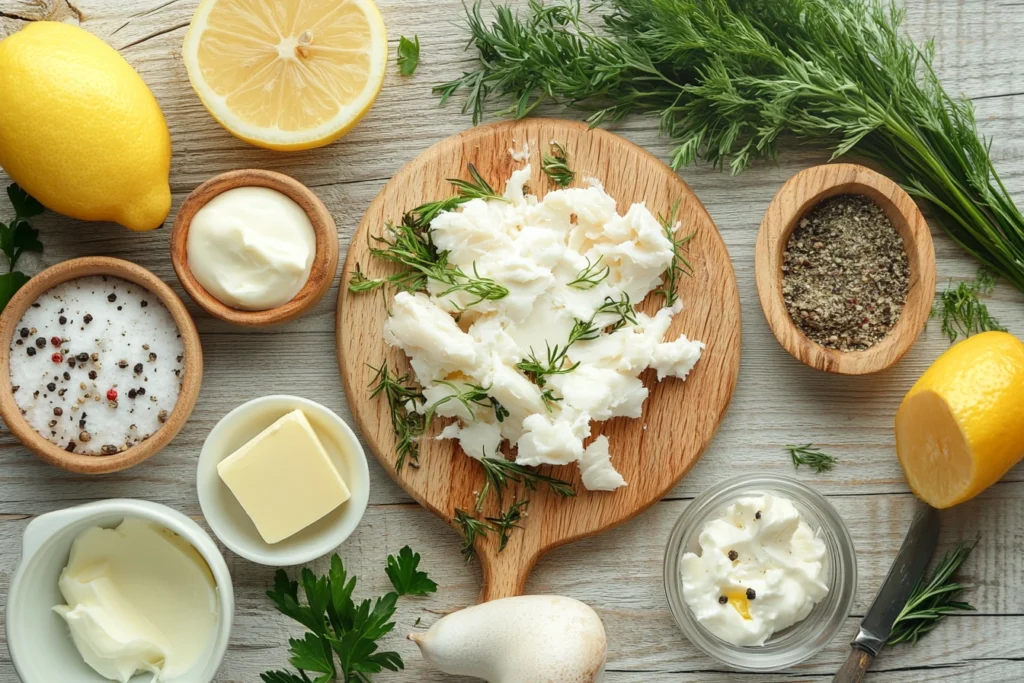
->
[0,0,1023,681]
[171,168,339,326]
[832,648,875,683]
[0,257,201,474]
[337,119,741,601]
[755,164,936,375]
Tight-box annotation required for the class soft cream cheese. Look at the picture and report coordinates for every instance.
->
[680,494,829,646]
[382,164,705,490]
[53,518,219,682]
[186,186,316,310]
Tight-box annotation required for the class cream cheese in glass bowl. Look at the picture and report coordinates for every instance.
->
[664,474,856,671]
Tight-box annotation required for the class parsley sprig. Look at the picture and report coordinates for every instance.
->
[261,547,437,683]
[888,540,977,645]
[0,184,44,312]
[397,35,420,76]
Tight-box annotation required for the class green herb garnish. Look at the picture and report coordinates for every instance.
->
[397,35,420,76]
[541,142,574,187]
[454,508,496,562]
[261,547,436,683]
[932,268,1006,344]
[656,199,693,307]
[440,0,1024,295]
[786,444,837,474]
[0,184,44,312]
[888,540,977,645]
[476,456,576,512]
[367,362,426,471]
[568,256,610,290]
[487,499,529,551]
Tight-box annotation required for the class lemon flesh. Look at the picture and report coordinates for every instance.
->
[896,331,1024,508]
[182,0,387,151]
[0,22,171,231]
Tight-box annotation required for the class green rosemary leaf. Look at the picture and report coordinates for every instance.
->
[486,499,529,552]
[454,508,495,562]
[932,269,1006,344]
[568,256,611,290]
[367,362,426,471]
[423,380,495,426]
[887,540,977,645]
[655,199,693,307]
[397,35,420,76]
[475,456,576,512]
[541,142,575,187]
[440,0,1024,296]
[785,444,837,474]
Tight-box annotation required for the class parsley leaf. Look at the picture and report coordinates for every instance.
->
[385,546,438,596]
[263,550,435,683]
[397,35,420,76]
[0,184,44,312]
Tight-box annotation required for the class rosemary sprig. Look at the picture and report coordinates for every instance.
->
[932,268,1006,344]
[454,508,495,562]
[475,456,576,512]
[423,381,494,426]
[568,256,610,290]
[786,444,837,474]
[887,540,977,645]
[368,362,426,471]
[541,142,575,187]
[487,499,529,551]
[656,199,694,307]
[439,0,1024,296]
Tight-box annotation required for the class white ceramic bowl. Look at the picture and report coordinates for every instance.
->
[6,499,234,683]
[197,395,370,566]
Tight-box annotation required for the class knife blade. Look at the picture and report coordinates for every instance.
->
[832,503,940,683]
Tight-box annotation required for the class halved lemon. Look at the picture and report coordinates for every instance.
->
[182,0,387,151]
[895,331,1024,508]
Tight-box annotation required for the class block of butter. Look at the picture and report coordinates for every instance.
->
[217,409,351,544]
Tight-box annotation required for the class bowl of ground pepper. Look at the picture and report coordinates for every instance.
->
[755,163,936,375]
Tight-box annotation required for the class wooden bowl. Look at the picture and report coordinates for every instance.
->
[0,257,203,474]
[755,163,936,375]
[170,169,339,326]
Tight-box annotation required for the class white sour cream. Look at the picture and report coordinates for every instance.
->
[53,518,219,682]
[680,494,828,646]
[186,186,316,310]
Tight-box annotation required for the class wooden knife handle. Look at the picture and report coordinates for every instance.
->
[832,647,875,683]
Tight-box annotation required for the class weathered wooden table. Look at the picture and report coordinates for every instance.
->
[1,1,1022,681]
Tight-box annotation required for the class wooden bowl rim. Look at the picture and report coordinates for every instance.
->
[754,163,936,375]
[0,257,204,474]
[170,169,339,327]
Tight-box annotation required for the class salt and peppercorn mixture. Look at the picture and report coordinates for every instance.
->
[9,276,185,455]
[782,195,910,351]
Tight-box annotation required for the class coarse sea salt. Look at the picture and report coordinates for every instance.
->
[9,276,185,456]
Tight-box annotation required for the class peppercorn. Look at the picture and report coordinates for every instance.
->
[34,337,46,348]
[76,352,88,362]
[19,327,29,338]
[79,431,91,442]
[746,588,756,600]
[148,352,157,362]
[50,336,61,347]
[106,388,118,401]
[63,372,70,380]
[83,314,93,324]
[141,300,148,307]
[118,359,128,369]
[718,595,728,605]
[137,387,146,396]
[51,353,63,363]
[128,389,137,399]
[58,315,67,325]
[107,293,117,302]
[53,407,63,416]
[46,382,56,392]
[755,511,762,520]
[26,347,36,357]
[101,444,119,455]
[134,363,143,374]
[728,550,738,561]
[88,370,97,380]
[67,356,76,368]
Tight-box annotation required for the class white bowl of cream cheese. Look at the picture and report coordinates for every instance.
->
[664,474,856,671]
[6,499,234,683]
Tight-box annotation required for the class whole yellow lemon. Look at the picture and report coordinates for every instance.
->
[0,22,171,231]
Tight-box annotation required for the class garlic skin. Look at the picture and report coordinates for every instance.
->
[409,595,606,683]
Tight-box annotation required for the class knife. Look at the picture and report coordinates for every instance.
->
[832,504,940,683]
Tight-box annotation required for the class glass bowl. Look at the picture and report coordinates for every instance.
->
[663,473,857,671]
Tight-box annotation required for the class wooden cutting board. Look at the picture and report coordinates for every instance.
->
[336,119,741,601]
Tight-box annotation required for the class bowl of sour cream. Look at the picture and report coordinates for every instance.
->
[170,169,339,326]
[664,473,856,671]
[7,499,233,683]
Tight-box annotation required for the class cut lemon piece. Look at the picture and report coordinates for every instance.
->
[182,0,387,151]
[895,331,1024,508]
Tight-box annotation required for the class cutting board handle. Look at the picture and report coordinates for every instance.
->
[478,544,539,602]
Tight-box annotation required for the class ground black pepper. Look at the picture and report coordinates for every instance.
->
[782,195,909,351]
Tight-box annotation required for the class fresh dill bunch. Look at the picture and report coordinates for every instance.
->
[932,269,1006,344]
[542,142,575,187]
[475,456,576,512]
[368,362,426,471]
[786,444,837,474]
[439,0,1024,295]
[487,499,529,551]
[568,256,610,290]
[888,540,977,645]
[454,508,495,562]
